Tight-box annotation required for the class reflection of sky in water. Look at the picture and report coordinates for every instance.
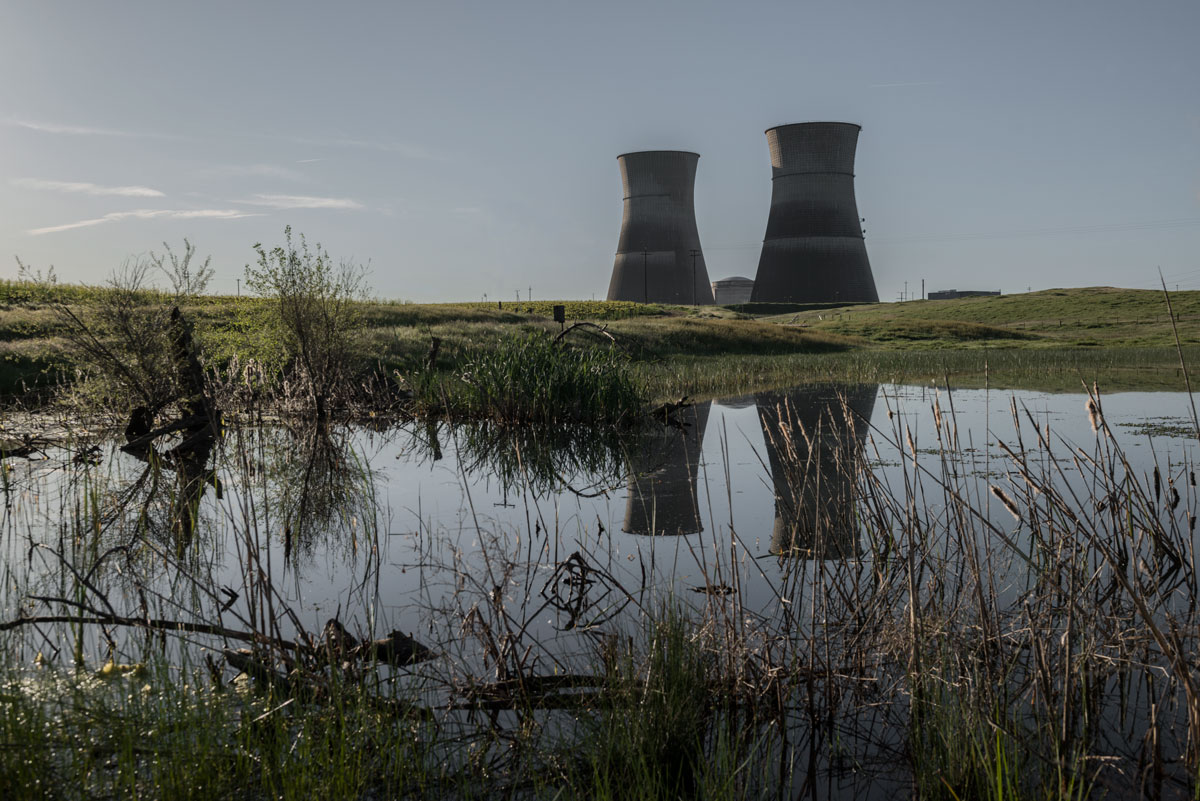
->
[5,385,1200,799]
[5,385,1200,653]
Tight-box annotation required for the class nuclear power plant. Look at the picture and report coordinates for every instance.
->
[605,124,880,305]
[750,123,879,304]
[606,151,715,305]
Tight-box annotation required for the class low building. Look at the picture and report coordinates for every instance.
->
[927,289,1001,300]
[711,276,755,305]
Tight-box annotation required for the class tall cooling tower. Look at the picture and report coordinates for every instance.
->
[756,385,877,558]
[607,151,715,305]
[751,123,879,304]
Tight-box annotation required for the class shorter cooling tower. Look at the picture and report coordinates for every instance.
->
[607,151,715,305]
[623,401,711,535]
[751,122,879,304]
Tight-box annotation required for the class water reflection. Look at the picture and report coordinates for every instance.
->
[449,421,627,497]
[224,424,379,561]
[623,401,711,535]
[755,385,877,558]
[118,425,221,554]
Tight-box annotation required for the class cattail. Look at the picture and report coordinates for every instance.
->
[1171,485,1181,510]
[905,427,916,460]
[933,397,943,432]
[1086,398,1101,433]
[991,485,1021,521]
[1154,466,1162,501]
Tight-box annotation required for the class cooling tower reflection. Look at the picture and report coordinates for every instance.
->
[622,400,711,535]
[755,385,877,558]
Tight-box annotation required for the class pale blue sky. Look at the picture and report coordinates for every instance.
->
[2,0,1198,301]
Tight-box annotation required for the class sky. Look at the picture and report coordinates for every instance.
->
[1,0,1198,302]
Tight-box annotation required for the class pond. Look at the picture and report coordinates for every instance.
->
[3,382,1199,797]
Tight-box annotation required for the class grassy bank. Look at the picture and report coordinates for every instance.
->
[765,285,1200,348]
[3,280,1198,403]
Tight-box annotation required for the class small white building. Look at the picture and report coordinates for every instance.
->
[711,276,755,305]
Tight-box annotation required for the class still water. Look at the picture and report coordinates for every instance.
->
[5,383,1196,651]
[3,383,1198,795]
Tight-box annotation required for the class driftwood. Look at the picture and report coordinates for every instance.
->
[649,396,694,428]
[319,618,435,667]
[552,321,630,355]
[1,610,432,672]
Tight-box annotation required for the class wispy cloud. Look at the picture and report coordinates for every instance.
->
[240,194,363,210]
[29,209,260,236]
[7,117,184,141]
[12,178,165,198]
[7,118,139,137]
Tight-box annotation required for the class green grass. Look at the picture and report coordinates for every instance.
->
[0,663,437,800]
[765,286,1200,348]
[3,281,1199,403]
[425,331,644,425]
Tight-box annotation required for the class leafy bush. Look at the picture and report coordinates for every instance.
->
[244,227,369,422]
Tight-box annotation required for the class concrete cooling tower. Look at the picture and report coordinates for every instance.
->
[607,151,715,305]
[751,123,879,304]
[756,385,877,558]
[623,401,711,535]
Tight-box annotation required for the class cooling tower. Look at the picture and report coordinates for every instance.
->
[623,401,711,535]
[751,123,879,304]
[607,151,715,305]
[756,385,877,558]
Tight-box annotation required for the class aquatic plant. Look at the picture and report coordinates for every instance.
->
[436,330,643,425]
[4,381,1200,797]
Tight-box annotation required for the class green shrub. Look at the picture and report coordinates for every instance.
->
[437,331,642,425]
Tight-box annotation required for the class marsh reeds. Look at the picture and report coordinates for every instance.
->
[4,380,1200,798]
[429,330,643,426]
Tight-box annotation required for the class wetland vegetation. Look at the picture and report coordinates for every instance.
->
[5,269,1200,405]
[5,238,1200,798]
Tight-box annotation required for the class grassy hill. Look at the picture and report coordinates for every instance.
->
[3,281,1198,400]
[755,286,1200,348]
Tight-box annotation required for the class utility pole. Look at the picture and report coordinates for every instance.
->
[236,278,240,298]
[642,249,649,304]
[921,279,924,300]
[689,249,699,305]
[528,286,532,302]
